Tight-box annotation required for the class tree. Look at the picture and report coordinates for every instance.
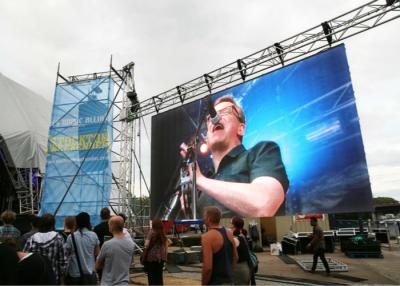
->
[373,197,399,205]
[131,196,150,216]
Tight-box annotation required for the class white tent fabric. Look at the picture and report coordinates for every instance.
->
[0,72,51,171]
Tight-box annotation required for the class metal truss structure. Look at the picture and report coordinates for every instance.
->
[51,60,150,230]
[0,155,36,214]
[114,64,135,223]
[131,0,400,118]
[22,0,398,224]
[17,168,39,214]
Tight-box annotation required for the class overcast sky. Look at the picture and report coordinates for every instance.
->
[1,0,399,201]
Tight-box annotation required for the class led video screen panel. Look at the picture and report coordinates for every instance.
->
[151,44,373,219]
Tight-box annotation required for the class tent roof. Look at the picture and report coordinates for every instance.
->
[0,72,51,170]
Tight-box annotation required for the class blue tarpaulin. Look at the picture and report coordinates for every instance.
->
[40,77,113,229]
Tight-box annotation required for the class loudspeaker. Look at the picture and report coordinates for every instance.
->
[298,236,312,253]
[281,236,298,255]
[374,229,389,243]
[324,235,335,253]
[343,238,381,252]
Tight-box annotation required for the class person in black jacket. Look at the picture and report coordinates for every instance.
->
[1,238,56,285]
[93,208,112,247]
[0,242,19,284]
[180,96,289,218]
[93,208,112,280]
[17,251,57,285]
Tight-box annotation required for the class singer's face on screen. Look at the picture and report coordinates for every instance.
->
[206,101,245,152]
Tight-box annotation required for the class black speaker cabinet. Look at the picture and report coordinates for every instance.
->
[324,235,334,253]
[297,233,334,253]
[281,236,298,255]
[343,238,381,253]
[374,228,389,243]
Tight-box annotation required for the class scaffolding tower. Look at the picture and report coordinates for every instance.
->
[52,60,151,231]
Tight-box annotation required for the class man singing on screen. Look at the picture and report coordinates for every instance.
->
[180,95,289,217]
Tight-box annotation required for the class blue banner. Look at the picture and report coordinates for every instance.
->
[40,77,113,229]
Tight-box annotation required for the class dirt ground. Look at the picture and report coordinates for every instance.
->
[131,243,400,285]
[131,273,201,285]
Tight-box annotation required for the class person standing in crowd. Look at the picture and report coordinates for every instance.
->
[0,210,21,243]
[60,216,76,242]
[118,212,134,242]
[143,219,170,285]
[307,217,330,275]
[18,214,41,250]
[231,216,252,285]
[24,213,67,284]
[0,242,19,284]
[96,216,134,285]
[65,212,99,285]
[94,208,112,281]
[118,213,136,266]
[202,206,237,285]
[16,247,57,285]
[1,238,56,285]
[94,208,112,247]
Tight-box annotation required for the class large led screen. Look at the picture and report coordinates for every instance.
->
[151,44,373,219]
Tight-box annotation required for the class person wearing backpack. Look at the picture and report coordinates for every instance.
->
[231,216,251,285]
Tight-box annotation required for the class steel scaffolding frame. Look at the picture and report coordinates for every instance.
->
[17,168,39,214]
[51,60,150,230]
[111,63,135,225]
[26,0,398,222]
[130,0,400,118]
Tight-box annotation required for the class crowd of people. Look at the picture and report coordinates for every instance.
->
[1,206,330,286]
[0,206,263,285]
[0,208,161,285]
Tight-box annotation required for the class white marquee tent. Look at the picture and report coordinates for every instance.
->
[0,72,51,171]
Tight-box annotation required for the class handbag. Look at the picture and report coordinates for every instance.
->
[248,250,259,273]
[140,247,148,265]
[240,234,259,273]
[140,234,159,273]
[71,232,97,285]
[140,247,150,273]
[141,240,155,273]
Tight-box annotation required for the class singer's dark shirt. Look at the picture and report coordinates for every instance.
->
[198,141,289,217]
